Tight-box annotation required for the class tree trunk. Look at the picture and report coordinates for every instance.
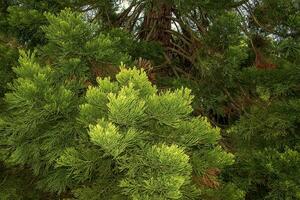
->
[140,1,172,48]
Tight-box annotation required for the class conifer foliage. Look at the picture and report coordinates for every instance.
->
[57,67,234,199]
[0,0,299,199]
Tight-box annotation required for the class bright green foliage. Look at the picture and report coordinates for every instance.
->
[0,1,299,199]
[0,8,138,194]
[56,67,234,199]
[1,51,81,192]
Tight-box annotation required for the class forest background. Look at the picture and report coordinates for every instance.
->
[0,0,299,199]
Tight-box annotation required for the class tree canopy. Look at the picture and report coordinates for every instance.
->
[0,0,299,199]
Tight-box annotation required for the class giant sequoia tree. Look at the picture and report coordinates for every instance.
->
[0,0,299,200]
[0,7,243,200]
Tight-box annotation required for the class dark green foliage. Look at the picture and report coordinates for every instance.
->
[7,6,47,46]
[227,148,300,200]
[0,38,18,98]
[154,1,300,199]
[251,0,299,37]
[226,65,300,199]
[0,163,55,200]
[41,9,129,60]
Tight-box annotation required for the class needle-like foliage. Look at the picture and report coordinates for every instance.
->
[56,67,234,199]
